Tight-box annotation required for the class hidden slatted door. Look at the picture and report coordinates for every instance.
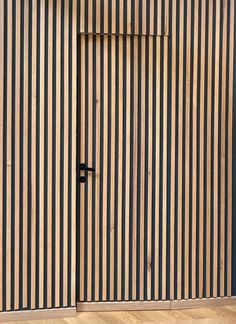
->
[77,34,169,302]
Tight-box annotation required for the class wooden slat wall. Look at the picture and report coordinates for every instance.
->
[0,0,235,313]
[78,0,169,36]
[77,0,235,303]
[169,0,235,300]
[0,0,77,312]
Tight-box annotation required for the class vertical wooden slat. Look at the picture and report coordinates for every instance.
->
[111,0,116,34]
[199,0,206,299]
[127,1,131,36]
[134,0,139,35]
[47,0,53,307]
[150,0,154,35]
[119,0,124,35]
[104,0,108,34]
[154,36,160,301]
[177,0,184,300]
[79,35,85,302]
[184,0,191,300]
[87,34,93,302]
[6,0,12,310]
[14,0,21,310]
[227,0,235,297]
[71,0,77,305]
[88,0,92,33]
[125,36,130,301]
[31,0,37,309]
[220,0,228,297]
[165,0,169,35]
[147,36,153,301]
[109,35,116,302]
[192,0,199,299]
[139,36,146,301]
[170,0,176,301]
[206,0,213,298]
[55,0,61,307]
[157,0,162,37]
[142,1,146,35]
[132,36,138,301]
[96,0,100,34]
[0,0,4,313]
[63,0,69,306]
[102,35,108,301]
[94,35,101,302]
[39,0,45,308]
[213,0,221,298]
[162,36,168,301]
[80,0,85,33]
[23,0,29,309]
[117,36,123,301]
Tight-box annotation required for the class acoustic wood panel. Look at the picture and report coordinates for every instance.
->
[77,0,235,303]
[0,0,77,312]
[169,0,235,300]
[0,0,235,314]
[78,0,169,36]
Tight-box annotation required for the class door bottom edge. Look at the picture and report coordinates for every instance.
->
[77,300,171,312]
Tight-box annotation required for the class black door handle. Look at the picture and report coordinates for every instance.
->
[79,163,95,173]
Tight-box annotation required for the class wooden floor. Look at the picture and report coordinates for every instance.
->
[4,306,236,323]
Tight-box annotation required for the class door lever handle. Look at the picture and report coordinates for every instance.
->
[79,163,95,173]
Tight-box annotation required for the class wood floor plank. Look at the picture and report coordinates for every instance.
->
[2,306,236,323]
